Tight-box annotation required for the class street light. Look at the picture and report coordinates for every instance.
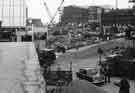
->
[78,33,81,50]
[97,47,104,65]
[97,8,103,40]
[28,19,34,42]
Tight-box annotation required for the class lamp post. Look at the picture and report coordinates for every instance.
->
[31,24,34,42]
[69,53,73,81]
[97,47,103,65]
[97,8,103,40]
[28,19,34,42]
[70,61,72,72]
[78,33,81,50]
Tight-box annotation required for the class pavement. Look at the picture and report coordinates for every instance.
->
[0,39,130,93]
[51,58,135,93]
[0,42,45,93]
[101,77,135,93]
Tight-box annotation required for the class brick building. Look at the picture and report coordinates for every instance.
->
[102,8,135,25]
[60,6,89,25]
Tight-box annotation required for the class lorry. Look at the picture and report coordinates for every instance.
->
[76,67,105,85]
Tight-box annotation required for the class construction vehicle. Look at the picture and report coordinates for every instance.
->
[37,48,56,67]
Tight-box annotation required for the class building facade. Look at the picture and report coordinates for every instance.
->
[102,9,135,25]
[27,18,43,27]
[0,0,27,28]
[60,5,111,25]
[88,6,112,24]
[88,6,101,23]
[60,6,89,25]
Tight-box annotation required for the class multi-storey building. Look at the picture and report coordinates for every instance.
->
[88,6,102,23]
[0,0,27,28]
[60,6,89,25]
[27,18,43,27]
[101,9,135,25]
[88,6,112,24]
[60,5,111,25]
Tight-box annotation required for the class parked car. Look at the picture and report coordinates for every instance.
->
[76,67,105,85]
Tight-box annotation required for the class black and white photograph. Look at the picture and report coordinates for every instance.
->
[0,0,135,93]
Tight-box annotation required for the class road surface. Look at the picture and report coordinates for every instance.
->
[51,38,135,93]
[51,38,126,72]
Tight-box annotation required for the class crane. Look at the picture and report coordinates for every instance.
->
[49,0,64,25]
[40,0,65,46]
[41,0,53,23]
[41,0,64,25]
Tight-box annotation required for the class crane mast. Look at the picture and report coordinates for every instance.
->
[43,1,52,22]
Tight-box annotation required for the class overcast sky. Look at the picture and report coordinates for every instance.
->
[27,0,131,23]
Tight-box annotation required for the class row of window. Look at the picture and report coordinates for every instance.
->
[0,0,25,6]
